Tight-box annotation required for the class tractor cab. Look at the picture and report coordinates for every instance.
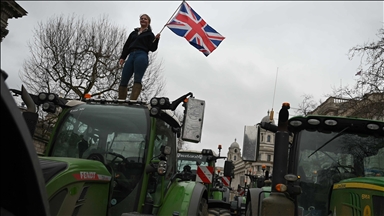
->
[40,96,181,214]
[13,88,211,216]
[289,116,384,215]
[243,103,384,216]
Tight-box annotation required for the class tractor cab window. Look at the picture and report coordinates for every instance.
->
[50,104,150,210]
[176,153,209,174]
[153,118,177,181]
[296,130,384,216]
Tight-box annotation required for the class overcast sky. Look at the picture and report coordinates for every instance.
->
[2,1,383,166]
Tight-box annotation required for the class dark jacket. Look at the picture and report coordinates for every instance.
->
[119,27,159,60]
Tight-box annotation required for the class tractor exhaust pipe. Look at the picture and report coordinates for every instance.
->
[20,85,38,136]
[261,103,294,216]
[21,85,36,113]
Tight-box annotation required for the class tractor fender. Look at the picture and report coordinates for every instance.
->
[246,188,267,215]
[158,181,207,216]
[187,182,208,215]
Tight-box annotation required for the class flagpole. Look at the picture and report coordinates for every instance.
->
[153,0,185,42]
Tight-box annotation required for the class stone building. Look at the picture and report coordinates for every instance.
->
[309,93,383,120]
[1,0,27,42]
[228,112,276,194]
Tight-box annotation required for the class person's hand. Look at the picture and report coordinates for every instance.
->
[155,33,160,39]
[119,59,125,66]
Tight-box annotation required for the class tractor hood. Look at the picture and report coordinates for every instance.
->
[39,157,112,185]
[39,157,68,183]
[337,176,384,187]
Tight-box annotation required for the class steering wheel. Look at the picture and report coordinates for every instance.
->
[87,153,106,164]
[108,152,127,163]
[330,164,355,174]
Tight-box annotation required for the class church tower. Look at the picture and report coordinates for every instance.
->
[227,138,241,162]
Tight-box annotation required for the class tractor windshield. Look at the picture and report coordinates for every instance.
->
[296,130,384,215]
[49,103,149,208]
[177,152,209,174]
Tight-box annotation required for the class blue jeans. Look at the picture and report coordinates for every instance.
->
[120,50,148,87]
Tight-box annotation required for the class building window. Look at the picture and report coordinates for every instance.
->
[258,154,262,161]
[267,135,271,142]
[267,155,271,161]
[257,165,260,171]
[261,134,264,142]
[234,149,237,153]
[234,156,237,161]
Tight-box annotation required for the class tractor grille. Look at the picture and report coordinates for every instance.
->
[372,195,384,216]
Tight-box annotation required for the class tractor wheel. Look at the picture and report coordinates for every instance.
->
[208,208,232,216]
[197,198,208,216]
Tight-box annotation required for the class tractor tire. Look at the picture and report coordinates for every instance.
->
[208,208,232,216]
[198,198,209,216]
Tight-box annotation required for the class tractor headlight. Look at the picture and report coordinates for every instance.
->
[367,123,379,130]
[289,120,302,127]
[159,97,166,106]
[284,174,298,182]
[202,149,213,155]
[157,161,167,176]
[307,119,320,125]
[48,93,56,101]
[324,119,337,126]
[42,102,56,113]
[38,92,47,101]
[150,98,158,106]
[150,107,159,116]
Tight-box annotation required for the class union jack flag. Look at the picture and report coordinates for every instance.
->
[166,1,225,57]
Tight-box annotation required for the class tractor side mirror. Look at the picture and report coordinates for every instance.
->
[242,124,260,162]
[181,98,205,143]
[224,160,233,177]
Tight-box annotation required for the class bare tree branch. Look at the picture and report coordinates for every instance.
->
[20,14,166,101]
[295,94,318,116]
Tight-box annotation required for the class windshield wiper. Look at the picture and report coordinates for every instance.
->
[308,126,350,158]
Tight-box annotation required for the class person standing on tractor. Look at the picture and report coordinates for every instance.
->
[118,14,160,101]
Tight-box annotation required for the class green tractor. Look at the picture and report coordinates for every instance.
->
[176,146,234,215]
[12,86,217,216]
[244,102,384,216]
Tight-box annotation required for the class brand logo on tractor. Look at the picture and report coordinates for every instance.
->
[80,172,96,179]
[333,183,346,189]
[73,172,111,181]
[177,153,203,159]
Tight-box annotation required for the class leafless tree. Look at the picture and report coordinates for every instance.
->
[21,14,165,101]
[328,27,384,120]
[295,94,319,116]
